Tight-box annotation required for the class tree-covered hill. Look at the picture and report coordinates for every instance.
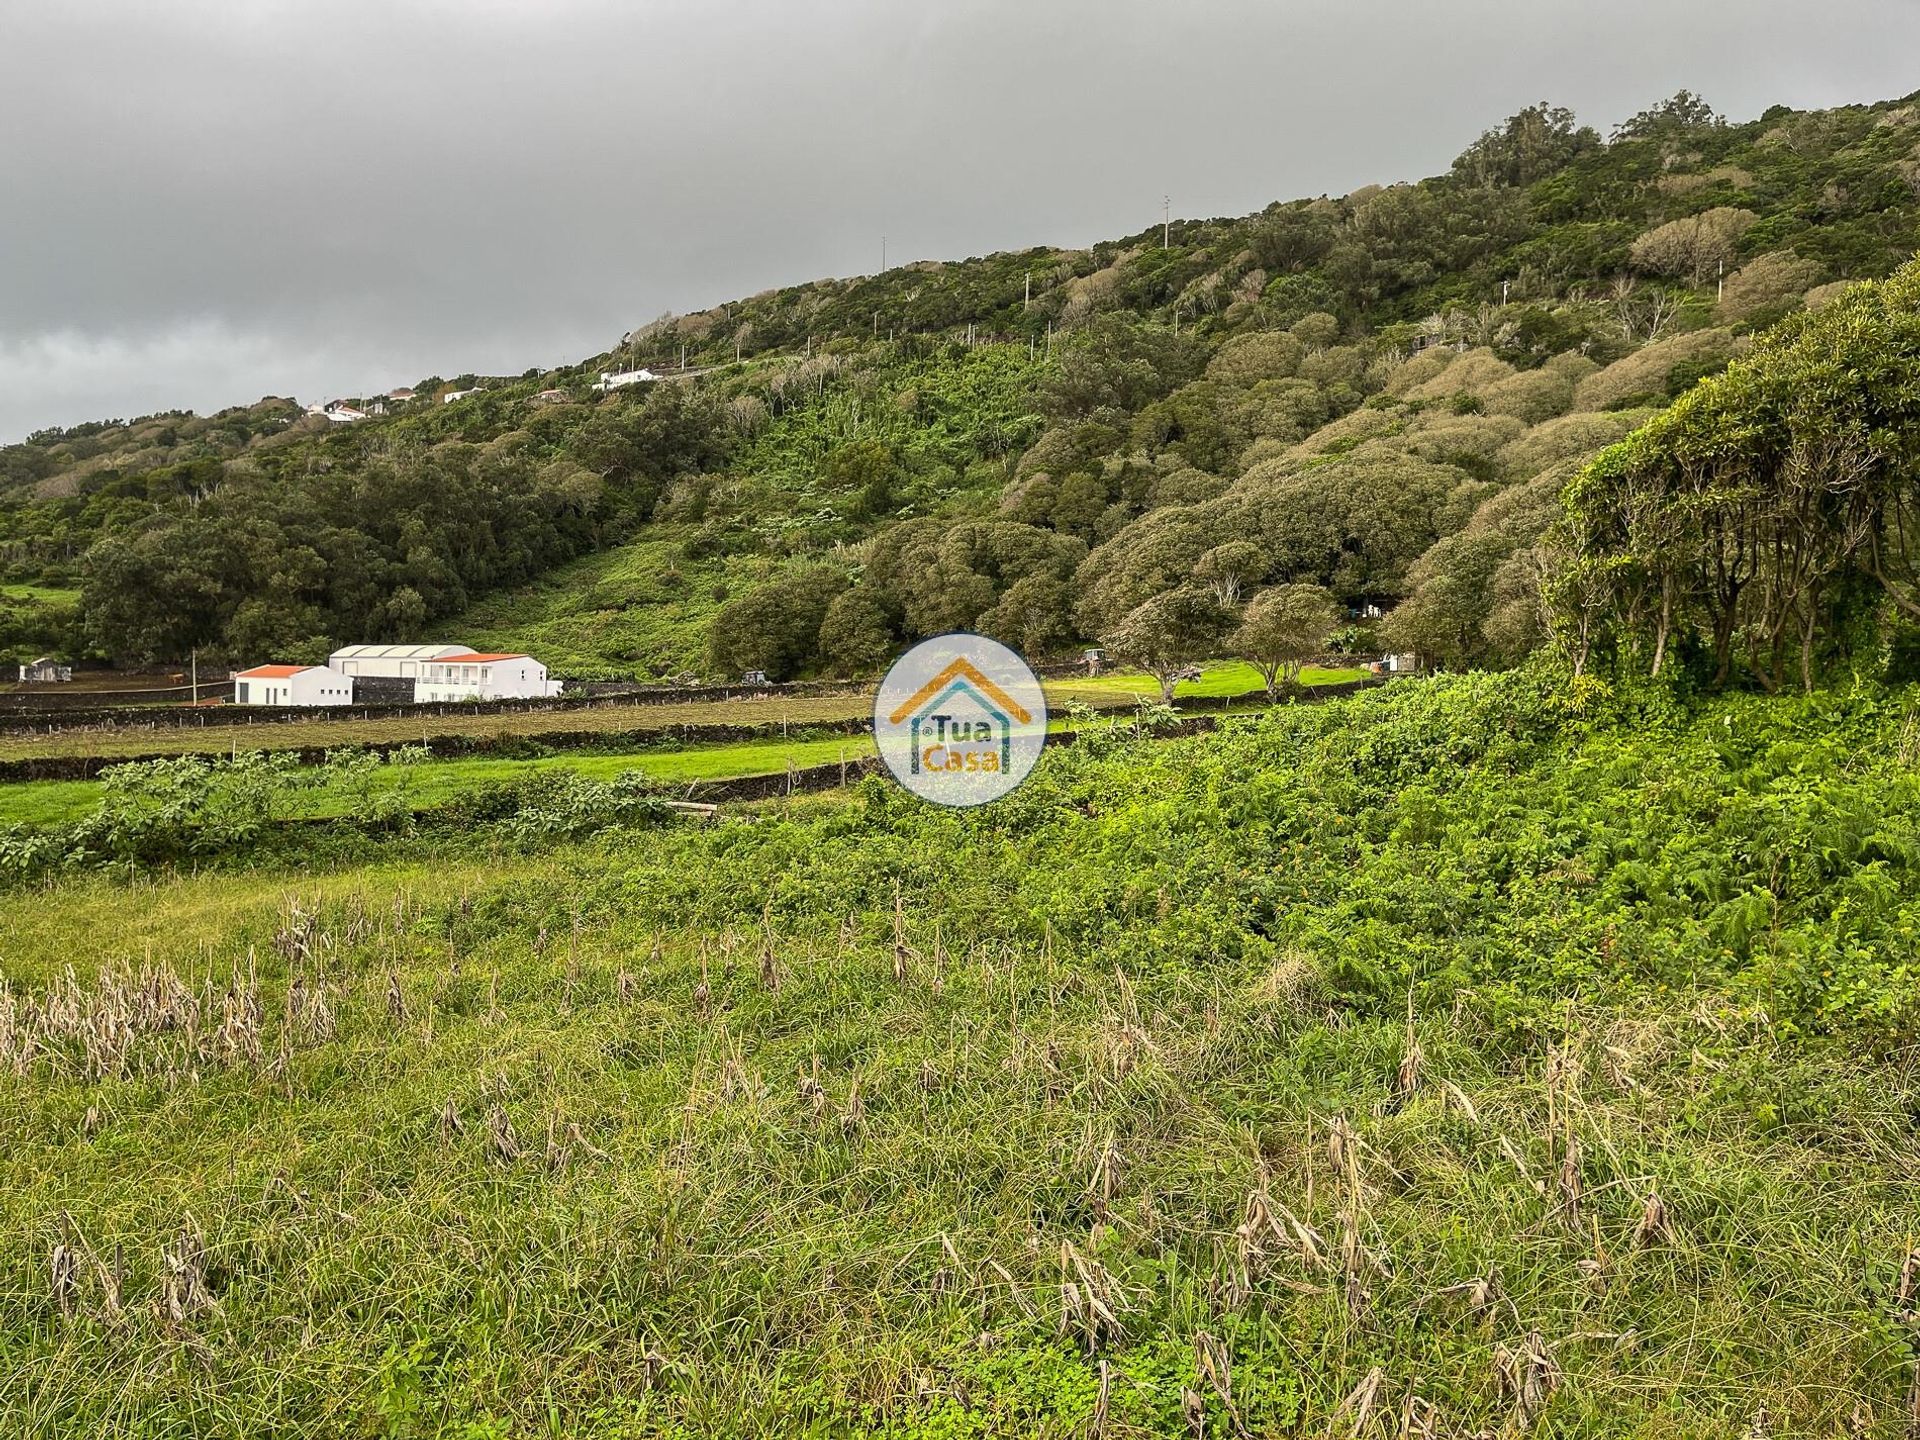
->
[5,87,1920,674]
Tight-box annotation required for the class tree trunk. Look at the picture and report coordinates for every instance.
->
[1710,607,1736,688]
[1650,576,1672,678]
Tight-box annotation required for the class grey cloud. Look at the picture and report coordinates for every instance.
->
[3,0,1918,438]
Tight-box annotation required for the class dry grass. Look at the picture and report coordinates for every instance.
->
[0,849,1914,1436]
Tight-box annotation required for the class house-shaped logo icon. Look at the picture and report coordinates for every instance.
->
[887,657,1034,775]
[873,636,1048,807]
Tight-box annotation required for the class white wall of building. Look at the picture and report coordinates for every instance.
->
[233,667,355,707]
[328,643,470,680]
[236,645,562,704]
[414,654,561,702]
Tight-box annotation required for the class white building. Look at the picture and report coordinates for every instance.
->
[233,664,355,707]
[591,368,655,392]
[443,388,483,404]
[414,652,561,702]
[328,643,472,681]
[325,404,368,424]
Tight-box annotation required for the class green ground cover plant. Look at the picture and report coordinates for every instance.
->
[3,671,1918,1435]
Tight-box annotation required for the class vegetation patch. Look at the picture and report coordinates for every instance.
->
[3,674,1919,1433]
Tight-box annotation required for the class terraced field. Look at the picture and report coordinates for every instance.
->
[0,664,1368,763]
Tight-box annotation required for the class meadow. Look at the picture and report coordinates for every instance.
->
[0,664,1367,766]
[3,671,1918,1436]
[452,533,783,680]
[0,583,80,605]
[0,733,880,830]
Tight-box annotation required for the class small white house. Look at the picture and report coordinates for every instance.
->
[443,388,483,404]
[414,652,562,702]
[232,664,355,707]
[591,368,656,392]
[325,403,368,424]
[18,657,72,683]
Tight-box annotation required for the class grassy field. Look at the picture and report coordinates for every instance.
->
[0,732,885,829]
[452,533,788,680]
[0,702,1240,831]
[1067,661,1362,700]
[0,693,880,762]
[0,583,80,605]
[3,673,1919,1435]
[0,664,1368,763]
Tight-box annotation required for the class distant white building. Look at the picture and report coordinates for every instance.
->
[327,643,561,701]
[227,644,563,704]
[325,404,368,424]
[414,652,561,702]
[443,388,483,404]
[18,657,71,683]
[591,368,656,392]
[232,664,355,707]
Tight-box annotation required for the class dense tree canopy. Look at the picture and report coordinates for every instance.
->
[1551,259,1920,690]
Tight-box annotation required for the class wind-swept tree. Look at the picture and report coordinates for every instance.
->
[1550,262,1920,691]
[1232,583,1341,699]
[1102,587,1230,704]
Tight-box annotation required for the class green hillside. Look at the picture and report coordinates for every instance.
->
[5,89,1920,677]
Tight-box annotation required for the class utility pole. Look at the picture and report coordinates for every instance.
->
[1501,279,1510,306]
[1024,271,1031,309]
[881,235,887,273]
[1162,196,1170,249]
[1717,260,1725,303]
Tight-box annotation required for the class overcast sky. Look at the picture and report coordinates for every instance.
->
[2,0,1917,441]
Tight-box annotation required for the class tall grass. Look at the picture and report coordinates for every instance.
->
[3,674,1918,1435]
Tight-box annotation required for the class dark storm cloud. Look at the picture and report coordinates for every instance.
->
[2,0,1917,439]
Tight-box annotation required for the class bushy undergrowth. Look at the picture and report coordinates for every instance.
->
[584,668,1920,1043]
[2,675,1919,1436]
[0,747,672,879]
